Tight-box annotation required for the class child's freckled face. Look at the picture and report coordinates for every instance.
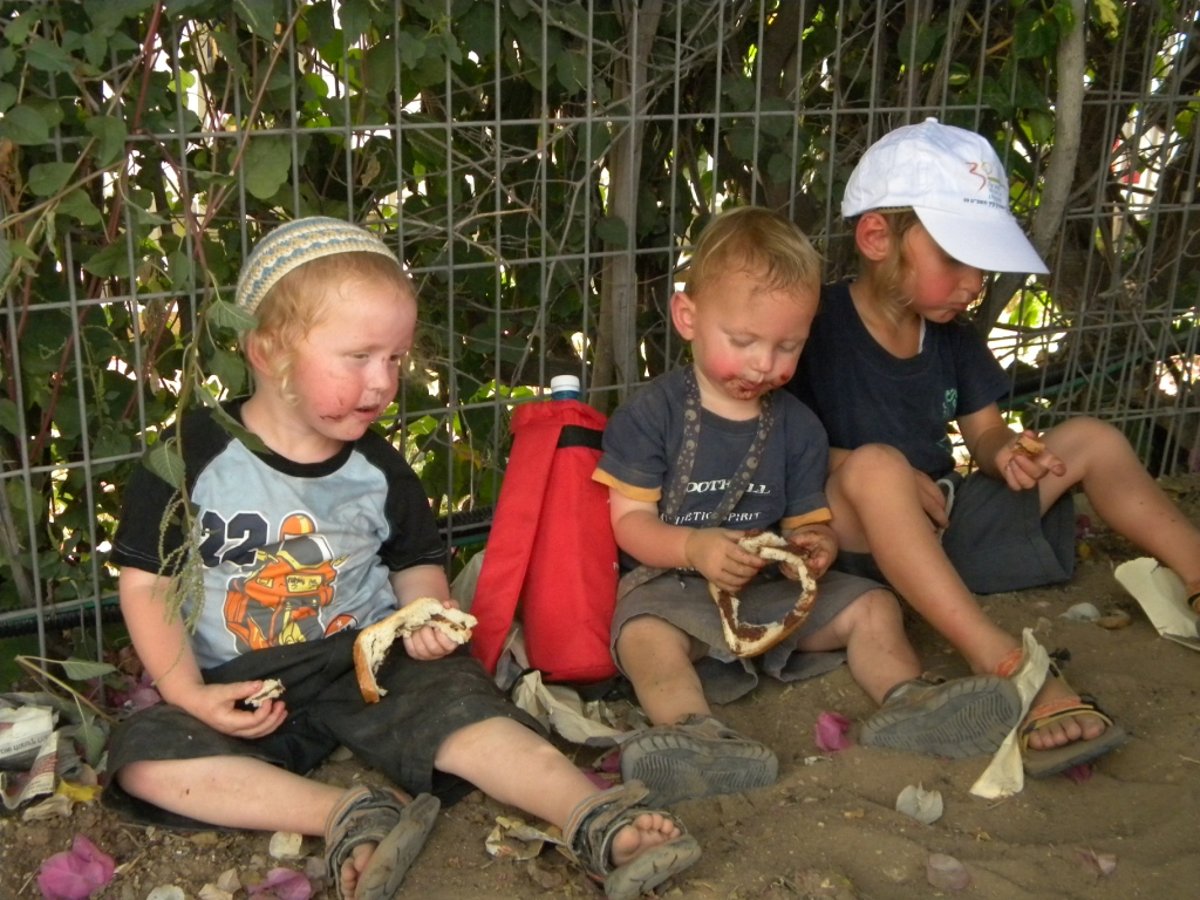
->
[682,268,815,408]
[289,277,417,441]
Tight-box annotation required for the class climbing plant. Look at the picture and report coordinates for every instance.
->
[1,0,1196,616]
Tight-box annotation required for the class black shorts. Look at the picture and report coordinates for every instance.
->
[102,630,541,828]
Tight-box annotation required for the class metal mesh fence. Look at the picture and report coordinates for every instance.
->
[1,1,1197,658]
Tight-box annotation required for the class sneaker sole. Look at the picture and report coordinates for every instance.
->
[860,675,1023,759]
[620,730,778,806]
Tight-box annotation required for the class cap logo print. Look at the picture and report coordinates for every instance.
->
[967,161,997,192]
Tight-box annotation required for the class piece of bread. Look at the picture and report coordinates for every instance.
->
[243,678,284,708]
[1013,433,1045,457]
[353,597,478,703]
[707,532,818,658]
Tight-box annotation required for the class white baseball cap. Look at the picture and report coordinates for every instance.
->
[842,118,1048,274]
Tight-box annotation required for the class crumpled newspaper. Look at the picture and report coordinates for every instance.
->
[969,629,1050,799]
[510,670,647,746]
[485,815,561,861]
[0,692,107,812]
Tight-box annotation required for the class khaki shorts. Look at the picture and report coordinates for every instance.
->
[611,568,888,705]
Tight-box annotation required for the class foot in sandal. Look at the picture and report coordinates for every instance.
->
[324,785,440,899]
[564,780,701,900]
[995,648,1129,777]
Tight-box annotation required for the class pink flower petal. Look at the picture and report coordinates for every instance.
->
[814,711,853,752]
[124,685,163,711]
[593,747,622,774]
[37,835,115,900]
[1062,762,1094,783]
[249,867,313,900]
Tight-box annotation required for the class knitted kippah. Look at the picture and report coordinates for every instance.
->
[235,216,401,312]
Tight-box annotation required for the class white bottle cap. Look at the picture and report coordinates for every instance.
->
[549,374,581,398]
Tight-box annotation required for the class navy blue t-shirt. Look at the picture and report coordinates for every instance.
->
[596,366,831,572]
[787,280,1008,478]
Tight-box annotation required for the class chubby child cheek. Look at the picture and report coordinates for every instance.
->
[706,349,749,383]
[306,371,365,418]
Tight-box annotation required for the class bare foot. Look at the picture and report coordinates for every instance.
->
[609,811,683,868]
[1023,677,1108,751]
[341,843,375,899]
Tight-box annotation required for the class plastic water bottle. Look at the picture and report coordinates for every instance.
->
[549,374,582,401]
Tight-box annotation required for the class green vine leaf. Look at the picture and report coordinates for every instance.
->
[205,298,258,333]
[82,241,132,278]
[84,0,159,35]
[84,114,128,166]
[24,35,75,74]
[243,135,292,200]
[208,347,248,397]
[596,216,628,248]
[59,658,119,681]
[210,404,270,455]
[74,713,109,768]
[145,440,186,493]
[57,189,103,226]
[28,161,76,197]
[0,104,50,144]
[233,0,283,42]
[0,398,19,438]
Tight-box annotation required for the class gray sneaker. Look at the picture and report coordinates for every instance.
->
[620,714,778,806]
[860,674,1023,758]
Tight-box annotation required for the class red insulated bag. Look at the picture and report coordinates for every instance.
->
[469,398,619,684]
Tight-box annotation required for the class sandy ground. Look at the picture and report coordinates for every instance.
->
[2,486,1198,900]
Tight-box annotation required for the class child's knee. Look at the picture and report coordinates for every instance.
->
[1048,415,1129,456]
[615,615,693,669]
[837,443,910,488]
[115,759,166,798]
[814,587,901,648]
[846,587,904,632]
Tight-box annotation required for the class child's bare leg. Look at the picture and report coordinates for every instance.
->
[827,445,1105,752]
[794,586,919,703]
[432,717,682,863]
[119,757,402,896]
[615,614,710,726]
[1041,417,1200,595]
[827,445,1018,667]
[118,756,343,833]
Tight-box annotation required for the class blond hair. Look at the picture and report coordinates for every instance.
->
[244,251,414,402]
[684,207,821,298]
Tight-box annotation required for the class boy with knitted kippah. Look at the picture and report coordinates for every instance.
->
[104,217,701,900]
